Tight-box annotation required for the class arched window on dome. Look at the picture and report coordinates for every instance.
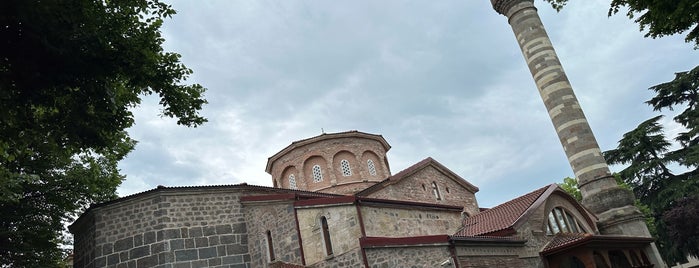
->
[367,159,377,176]
[340,159,352,177]
[312,165,323,182]
[288,174,297,189]
[546,207,584,235]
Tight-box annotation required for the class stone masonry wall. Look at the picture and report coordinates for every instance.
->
[296,204,363,266]
[458,255,525,268]
[307,248,364,268]
[365,245,452,268]
[71,188,256,268]
[360,206,462,237]
[364,165,480,216]
[72,214,96,268]
[243,200,303,267]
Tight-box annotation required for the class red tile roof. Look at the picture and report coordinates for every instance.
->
[541,233,591,253]
[540,233,655,256]
[454,184,555,237]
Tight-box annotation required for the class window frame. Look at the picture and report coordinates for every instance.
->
[367,159,377,176]
[312,165,323,182]
[340,159,352,177]
[288,174,297,189]
[320,216,333,256]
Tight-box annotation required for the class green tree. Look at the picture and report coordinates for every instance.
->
[558,177,582,201]
[0,0,207,266]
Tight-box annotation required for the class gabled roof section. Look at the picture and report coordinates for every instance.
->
[265,130,390,173]
[454,184,556,237]
[355,157,478,196]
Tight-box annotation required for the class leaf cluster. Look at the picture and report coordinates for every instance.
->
[0,0,207,266]
[544,0,699,47]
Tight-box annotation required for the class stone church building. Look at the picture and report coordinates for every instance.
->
[70,131,658,268]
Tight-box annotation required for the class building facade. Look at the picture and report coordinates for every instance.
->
[70,131,660,268]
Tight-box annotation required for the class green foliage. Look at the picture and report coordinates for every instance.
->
[544,0,699,47]
[604,75,699,262]
[0,0,207,266]
[558,177,582,201]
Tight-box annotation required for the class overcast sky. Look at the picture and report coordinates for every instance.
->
[117,0,698,208]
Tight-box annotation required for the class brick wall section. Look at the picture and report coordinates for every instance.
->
[365,245,452,267]
[364,165,480,216]
[360,206,462,237]
[71,188,273,268]
[243,200,303,267]
[268,133,390,194]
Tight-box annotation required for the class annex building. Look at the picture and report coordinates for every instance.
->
[70,131,657,268]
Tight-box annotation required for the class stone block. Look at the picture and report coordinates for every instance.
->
[129,245,150,260]
[151,241,169,254]
[216,224,232,234]
[203,226,217,236]
[192,260,209,268]
[144,231,156,244]
[199,247,217,259]
[208,257,222,266]
[219,234,235,244]
[136,255,158,268]
[226,244,248,254]
[189,227,203,237]
[222,255,243,264]
[175,249,198,262]
[195,237,208,248]
[232,223,247,233]
[170,239,185,251]
[158,252,175,265]
[114,237,134,252]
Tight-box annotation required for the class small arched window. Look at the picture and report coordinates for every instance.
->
[266,230,275,261]
[288,174,297,189]
[432,181,441,200]
[320,216,333,256]
[546,207,584,235]
[367,159,377,176]
[340,159,352,176]
[312,165,323,182]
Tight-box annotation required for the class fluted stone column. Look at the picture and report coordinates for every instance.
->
[489,0,665,266]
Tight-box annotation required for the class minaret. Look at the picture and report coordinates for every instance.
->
[489,0,664,265]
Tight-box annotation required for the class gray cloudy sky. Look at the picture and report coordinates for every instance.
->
[117,0,698,207]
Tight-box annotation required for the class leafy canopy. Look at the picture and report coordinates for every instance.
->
[0,0,207,266]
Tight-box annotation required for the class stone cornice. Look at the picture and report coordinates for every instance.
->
[490,0,532,16]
